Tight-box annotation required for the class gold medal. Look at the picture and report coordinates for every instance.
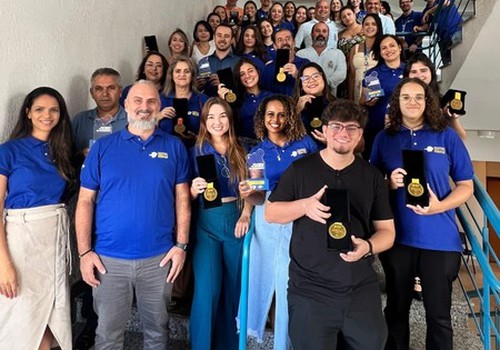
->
[450,92,463,110]
[204,182,218,202]
[225,90,237,103]
[328,222,347,239]
[276,68,286,82]
[310,117,322,129]
[408,178,424,197]
[174,118,186,134]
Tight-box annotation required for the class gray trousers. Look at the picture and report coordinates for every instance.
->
[93,253,173,350]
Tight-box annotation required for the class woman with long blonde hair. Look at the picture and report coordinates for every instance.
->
[189,97,252,350]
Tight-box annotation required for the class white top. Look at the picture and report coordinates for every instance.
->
[191,40,216,64]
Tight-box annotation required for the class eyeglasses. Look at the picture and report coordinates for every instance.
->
[327,123,361,135]
[399,95,426,104]
[217,155,230,178]
[300,72,322,83]
[145,62,163,70]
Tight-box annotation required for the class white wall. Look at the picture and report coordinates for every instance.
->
[0,0,215,140]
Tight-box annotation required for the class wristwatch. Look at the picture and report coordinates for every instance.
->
[175,242,189,251]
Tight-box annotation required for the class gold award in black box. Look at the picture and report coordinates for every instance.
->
[441,89,466,115]
[217,68,237,104]
[324,188,352,251]
[402,150,429,207]
[275,49,289,83]
[196,154,223,209]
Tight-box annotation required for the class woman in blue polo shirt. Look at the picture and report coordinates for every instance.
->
[159,56,209,146]
[189,97,253,350]
[239,94,317,350]
[370,78,474,349]
[0,87,75,349]
[218,58,273,143]
[360,34,405,158]
[235,26,271,74]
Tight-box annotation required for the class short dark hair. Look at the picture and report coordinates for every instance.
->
[321,99,368,129]
[215,23,235,38]
[373,34,403,65]
[90,68,121,87]
[193,20,214,42]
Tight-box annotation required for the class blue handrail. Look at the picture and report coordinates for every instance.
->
[239,213,255,350]
[456,175,500,350]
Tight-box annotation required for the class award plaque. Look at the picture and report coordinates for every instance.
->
[441,89,467,115]
[246,149,269,191]
[173,98,189,134]
[274,49,289,83]
[198,57,212,79]
[402,150,429,207]
[324,188,352,251]
[363,71,385,100]
[196,154,223,209]
[144,35,159,53]
[217,68,237,103]
[174,118,186,134]
[306,97,324,130]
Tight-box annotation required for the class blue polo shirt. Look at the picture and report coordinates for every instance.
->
[395,11,423,46]
[370,125,474,252]
[261,55,310,96]
[201,52,241,97]
[238,90,274,139]
[273,21,295,34]
[364,63,405,134]
[158,92,209,134]
[0,137,66,209]
[191,142,240,198]
[239,52,271,74]
[80,127,190,259]
[251,136,318,191]
[72,106,128,153]
[436,0,462,41]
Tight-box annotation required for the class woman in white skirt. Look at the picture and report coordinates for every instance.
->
[0,87,75,349]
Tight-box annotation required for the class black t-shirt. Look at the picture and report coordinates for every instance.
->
[268,153,393,302]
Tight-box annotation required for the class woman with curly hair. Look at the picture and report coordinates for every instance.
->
[239,94,317,350]
[189,97,253,350]
[0,87,75,349]
[370,78,474,350]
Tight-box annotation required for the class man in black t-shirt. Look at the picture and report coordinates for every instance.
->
[266,100,395,350]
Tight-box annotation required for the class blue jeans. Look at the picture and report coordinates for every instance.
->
[244,195,292,350]
[190,201,243,350]
[93,254,172,350]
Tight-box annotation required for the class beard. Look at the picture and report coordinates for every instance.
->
[128,110,157,130]
[313,36,327,47]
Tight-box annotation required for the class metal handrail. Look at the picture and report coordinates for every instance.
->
[238,213,255,350]
[456,175,500,349]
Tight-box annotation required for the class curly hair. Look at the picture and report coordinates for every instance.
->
[196,97,247,185]
[253,94,307,142]
[386,78,448,135]
[11,87,75,183]
[320,98,368,128]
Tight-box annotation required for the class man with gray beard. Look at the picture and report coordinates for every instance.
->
[75,80,191,349]
[297,22,347,95]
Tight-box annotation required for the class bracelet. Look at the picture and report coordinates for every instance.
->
[79,249,93,258]
[364,239,373,258]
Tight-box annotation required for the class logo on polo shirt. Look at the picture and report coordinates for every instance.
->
[424,146,446,154]
[291,148,308,157]
[148,151,169,159]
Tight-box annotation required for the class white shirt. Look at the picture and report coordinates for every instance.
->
[295,18,339,49]
[379,13,396,35]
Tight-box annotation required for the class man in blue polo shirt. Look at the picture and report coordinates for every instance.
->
[71,68,128,350]
[72,68,128,158]
[395,0,423,53]
[75,80,191,349]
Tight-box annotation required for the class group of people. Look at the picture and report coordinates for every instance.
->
[0,1,472,350]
